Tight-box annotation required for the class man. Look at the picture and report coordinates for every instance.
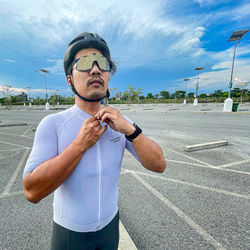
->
[23,32,166,250]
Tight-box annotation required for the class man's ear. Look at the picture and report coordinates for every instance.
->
[66,75,71,87]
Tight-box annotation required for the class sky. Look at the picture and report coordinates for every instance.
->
[0,0,249,98]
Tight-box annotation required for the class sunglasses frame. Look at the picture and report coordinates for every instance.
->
[72,53,110,72]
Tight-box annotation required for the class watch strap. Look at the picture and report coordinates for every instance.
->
[125,123,142,142]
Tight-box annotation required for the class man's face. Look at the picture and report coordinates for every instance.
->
[67,48,110,100]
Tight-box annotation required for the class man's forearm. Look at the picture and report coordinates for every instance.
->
[23,140,85,203]
[131,134,166,173]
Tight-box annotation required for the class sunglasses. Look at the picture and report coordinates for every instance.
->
[72,53,110,72]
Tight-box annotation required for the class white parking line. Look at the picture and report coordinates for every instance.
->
[165,154,250,176]
[131,172,226,250]
[0,131,33,139]
[0,190,24,199]
[0,140,30,149]
[167,159,208,167]
[0,148,27,153]
[1,149,29,195]
[216,159,250,168]
[167,147,212,166]
[0,150,24,159]
[123,169,250,200]
[23,121,37,136]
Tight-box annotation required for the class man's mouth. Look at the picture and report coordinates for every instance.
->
[87,77,104,87]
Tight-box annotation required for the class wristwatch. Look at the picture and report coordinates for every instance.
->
[125,123,142,142]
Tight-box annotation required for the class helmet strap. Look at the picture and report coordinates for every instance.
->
[70,76,109,103]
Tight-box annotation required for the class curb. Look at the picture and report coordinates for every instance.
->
[119,221,137,250]
[184,141,228,152]
[0,123,27,127]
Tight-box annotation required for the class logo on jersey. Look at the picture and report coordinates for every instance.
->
[110,137,120,143]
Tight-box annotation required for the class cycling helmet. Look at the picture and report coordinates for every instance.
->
[64,32,111,76]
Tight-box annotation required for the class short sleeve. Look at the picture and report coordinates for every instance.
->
[23,115,58,178]
[126,139,140,161]
[123,115,140,161]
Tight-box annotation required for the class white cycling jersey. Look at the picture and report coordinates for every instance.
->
[23,104,138,232]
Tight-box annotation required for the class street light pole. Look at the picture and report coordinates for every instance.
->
[224,29,249,112]
[56,89,59,105]
[184,78,190,104]
[35,69,50,110]
[194,67,204,106]
[228,41,237,99]
[27,86,31,107]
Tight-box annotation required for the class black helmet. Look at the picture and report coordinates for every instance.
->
[63,32,111,76]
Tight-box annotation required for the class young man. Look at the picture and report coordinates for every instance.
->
[23,32,166,250]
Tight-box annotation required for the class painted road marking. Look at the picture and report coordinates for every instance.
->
[123,169,250,200]
[131,172,226,250]
[0,140,30,149]
[0,148,27,153]
[0,131,33,139]
[167,147,212,166]
[1,149,29,195]
[0,190,24,199]
[216,159,250,168]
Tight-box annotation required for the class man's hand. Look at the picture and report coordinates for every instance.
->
[95,107,135,136]
[75,116,107,152]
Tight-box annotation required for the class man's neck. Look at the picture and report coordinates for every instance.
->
[75,97,101,116]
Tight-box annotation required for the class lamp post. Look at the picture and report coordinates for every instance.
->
[35,69,50,110]
[184,78,190,104]
[27,86,31,107]
[237,81,249,104]
[194,67,204,106]
[223,29,249,112]
[56,89,59,105]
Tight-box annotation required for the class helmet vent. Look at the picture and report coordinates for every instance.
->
[100,38,107,45]
[69,36,87,46]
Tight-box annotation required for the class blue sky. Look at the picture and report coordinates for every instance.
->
[0,0,249,98]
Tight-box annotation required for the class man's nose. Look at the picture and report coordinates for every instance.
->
[89,62,101,75]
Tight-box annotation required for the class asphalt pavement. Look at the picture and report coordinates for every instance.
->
[0,103,250,250]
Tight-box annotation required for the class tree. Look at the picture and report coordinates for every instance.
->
[154,94,159,99]
[175,90,186,99]
[187,92,194,98]
[199,93,207,98]
[160,90,170,99]
[211,90,223,97]
[122,85,143,103]
[49,94,57,106]
[222,92,229,97]
[109,87,118,98]
[146,93,154,99]
[0,85,13,109]
[231,88,241,98]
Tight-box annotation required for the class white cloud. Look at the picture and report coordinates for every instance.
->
[193,0,215,6]
[45,59,64,75]
[4,59,15,63]
[0,0,208,69]
[0,85,70,96]
[231,2,250,20]
[0,0,249,95]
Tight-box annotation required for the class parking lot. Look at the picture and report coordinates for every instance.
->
[0,103,250,250]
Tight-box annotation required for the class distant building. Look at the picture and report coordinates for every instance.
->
[15,92,28,102]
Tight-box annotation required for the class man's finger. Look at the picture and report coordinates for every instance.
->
[99,125,108,136]
[96,108,113,119]
[87,116,98,122]
[100,113,116,123]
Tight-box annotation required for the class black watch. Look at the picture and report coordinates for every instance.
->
[125,123,142,142]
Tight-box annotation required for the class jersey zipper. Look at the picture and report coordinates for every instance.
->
[97,141,102,229]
